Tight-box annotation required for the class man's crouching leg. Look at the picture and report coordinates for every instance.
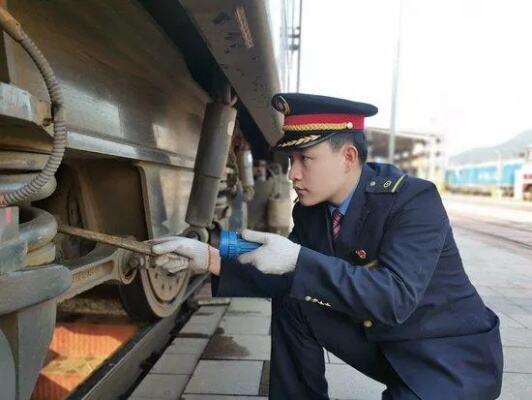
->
[270,295,329,400]
[270,295,420,400]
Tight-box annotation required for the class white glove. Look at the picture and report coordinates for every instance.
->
[151,236,217,274]
[237,229,301,275]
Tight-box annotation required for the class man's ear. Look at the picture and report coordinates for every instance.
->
[344,145,359,169]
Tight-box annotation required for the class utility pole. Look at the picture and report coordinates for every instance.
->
[388,0,404,164]
[296,0,303,92]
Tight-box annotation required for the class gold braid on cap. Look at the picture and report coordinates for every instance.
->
[282,121,354,132]
[277,134,320,148]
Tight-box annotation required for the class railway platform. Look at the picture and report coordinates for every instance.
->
[127,197,532,400]
[128,294,389,400]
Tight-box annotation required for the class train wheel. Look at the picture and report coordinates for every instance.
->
[119,264,190,321]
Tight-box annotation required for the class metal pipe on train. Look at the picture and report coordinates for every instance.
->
[186,100,237,231]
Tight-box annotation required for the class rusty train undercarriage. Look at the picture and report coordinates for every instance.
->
[0,1,300,398]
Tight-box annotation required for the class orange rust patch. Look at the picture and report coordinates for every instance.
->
[32,322,138,399]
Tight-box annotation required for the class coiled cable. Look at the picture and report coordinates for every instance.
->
[0,7,66,206]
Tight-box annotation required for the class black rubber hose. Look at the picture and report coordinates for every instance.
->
[0,7,67,206]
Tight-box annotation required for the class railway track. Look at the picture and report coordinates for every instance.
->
[62,274,209,400]
[450,215,532,251]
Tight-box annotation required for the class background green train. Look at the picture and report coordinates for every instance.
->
[445,131,532,199]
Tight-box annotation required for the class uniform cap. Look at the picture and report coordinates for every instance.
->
[271,93,378,151]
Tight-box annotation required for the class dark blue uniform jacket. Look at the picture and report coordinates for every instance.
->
[213,162,503,400]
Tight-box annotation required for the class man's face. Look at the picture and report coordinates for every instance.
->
[288,141,358,206]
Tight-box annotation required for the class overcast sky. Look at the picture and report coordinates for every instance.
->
[299,0,532,155]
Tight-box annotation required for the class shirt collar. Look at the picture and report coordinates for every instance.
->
[327,179,358,216]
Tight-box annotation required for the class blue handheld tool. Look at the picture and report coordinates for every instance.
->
[219,230,261,259]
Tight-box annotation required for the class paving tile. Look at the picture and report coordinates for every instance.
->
[217,315,270,335]
[197,305,227,318]
[503,347,532,373]
[258,360,269,396]
[520,305,532,314]
[494,287,532,299]
[151,353,200,375]
[181,396,267,400]
[487,303,530,315]
[507,297,532,308]
[226,298,271,317]
[500,327,532,348]
[128,397,156,400]
[166,338,210,355]
[179,322,218,337]
[496,312,527,329]
[182,313,222,326]
[185,360,263,395]
[130,374,189,399]
[484,296,517,308]
[476,286,503,297]
[189,309,226,325]
[506,313,532,329]
[179,309,226,337]
[328,351,347,365]
[202,335,270,360]
[499,372,532,400]
[325,364,385,399]
[196,298,232,306]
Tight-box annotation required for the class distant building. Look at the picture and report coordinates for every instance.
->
[365,127,446,187]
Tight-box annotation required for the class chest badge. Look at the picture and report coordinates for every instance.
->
[354,249,367,259]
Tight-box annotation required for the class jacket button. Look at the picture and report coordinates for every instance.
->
[305,296,311,302]
[363,320,373,328]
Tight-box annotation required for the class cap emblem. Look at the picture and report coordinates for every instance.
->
[274,95,291,114]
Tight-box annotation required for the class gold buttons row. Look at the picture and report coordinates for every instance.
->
[303,297,373,328]
[304,296,331,308]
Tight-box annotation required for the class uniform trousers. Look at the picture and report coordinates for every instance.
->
[269,295,421,400]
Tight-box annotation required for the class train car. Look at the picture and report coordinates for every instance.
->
[445,159,524,196]
[514,146,532,200]
[445,130,532,198]
[0,1,301,398]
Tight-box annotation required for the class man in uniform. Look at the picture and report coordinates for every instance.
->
[152,93,503,399]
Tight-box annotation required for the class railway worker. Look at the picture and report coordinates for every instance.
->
[151,93,503,400]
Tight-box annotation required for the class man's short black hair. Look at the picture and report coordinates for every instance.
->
[326,131,368,164]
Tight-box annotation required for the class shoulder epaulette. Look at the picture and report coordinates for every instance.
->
[365,174,407,194]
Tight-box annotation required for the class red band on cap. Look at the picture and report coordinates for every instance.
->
[284,113,365,129]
